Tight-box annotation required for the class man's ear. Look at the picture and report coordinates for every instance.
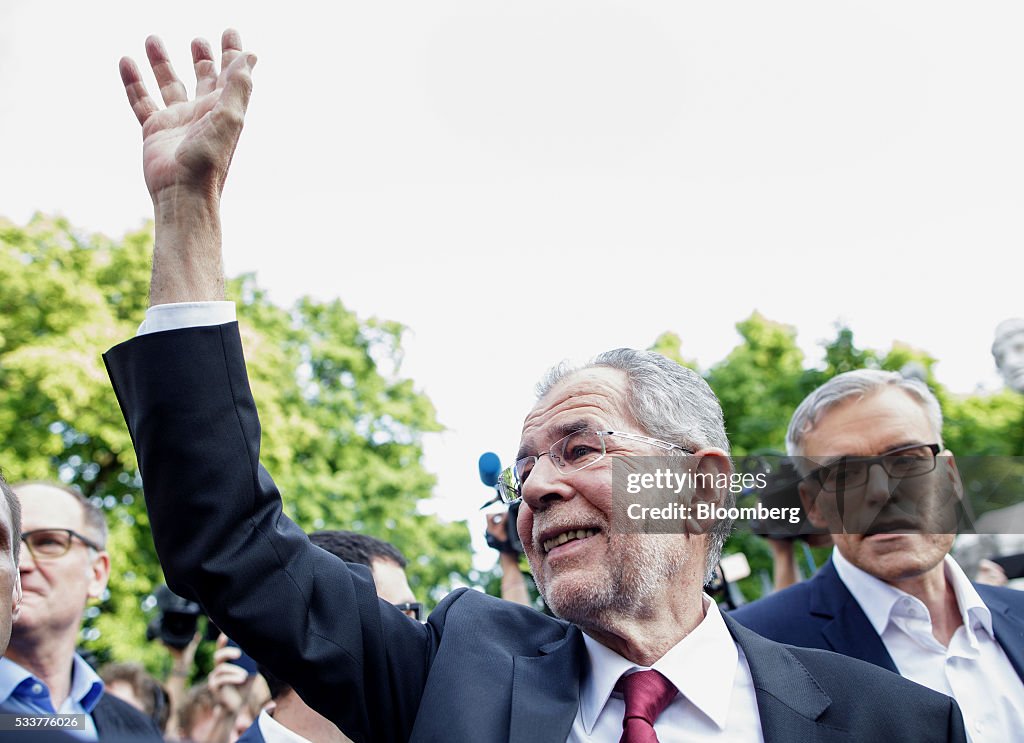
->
[799,480,829,530]
[939,449,964,500]
[936,449,971,531]
[689,449,731,535]
[87,551,111,600]
[11,567,21,624]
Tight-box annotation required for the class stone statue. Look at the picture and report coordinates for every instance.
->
[993,318,1024,393]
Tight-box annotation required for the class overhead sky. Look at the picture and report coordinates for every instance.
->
[2,2,1022,565]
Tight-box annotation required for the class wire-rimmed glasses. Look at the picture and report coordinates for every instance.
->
[496,428,692,503]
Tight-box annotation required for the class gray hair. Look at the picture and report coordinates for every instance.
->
[13,481,108,548]
[786,369,943,465]
[537,348,733,582]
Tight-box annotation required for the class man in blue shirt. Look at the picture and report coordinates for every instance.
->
[0,482,160,740]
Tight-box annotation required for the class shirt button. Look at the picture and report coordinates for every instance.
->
[30,683,42,694]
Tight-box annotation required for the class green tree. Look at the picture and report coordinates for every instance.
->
[0,214,471,674]
[705,312,809,455]
[649,331,699,371]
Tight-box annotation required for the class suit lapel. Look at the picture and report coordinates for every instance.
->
[509,630,585,743]
[812,560,899,673]
[725,615,832,742]
[979,587,1024,683]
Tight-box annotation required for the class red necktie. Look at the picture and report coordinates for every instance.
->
[615,669,678,743]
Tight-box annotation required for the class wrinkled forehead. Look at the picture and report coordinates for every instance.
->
[801,387,936,459]
[519,367,635,450]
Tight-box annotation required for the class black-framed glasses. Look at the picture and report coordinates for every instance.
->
[21,528,103,560]
[496,429,693,504]
[809,444,942,493]
[394,601,423,621]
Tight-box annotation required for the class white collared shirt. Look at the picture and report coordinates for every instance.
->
[833,548,1024,742]
[137,301,237,335]
[253,708,319,743]
[568,597,764,742]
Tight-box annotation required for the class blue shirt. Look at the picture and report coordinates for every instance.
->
[0,654,103,740]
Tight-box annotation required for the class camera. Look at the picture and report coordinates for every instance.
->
[145,584,202,649]
[741,453,827,541]
[485,500,524,555]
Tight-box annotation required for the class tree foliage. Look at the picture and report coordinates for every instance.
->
[0,214,471,674]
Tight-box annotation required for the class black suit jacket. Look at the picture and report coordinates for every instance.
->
[104,324,967,743]
[730,558,1024,681]
[92,692,163,740]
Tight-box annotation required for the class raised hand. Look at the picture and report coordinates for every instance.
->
[118,29,256,305]
[120,29,255,204]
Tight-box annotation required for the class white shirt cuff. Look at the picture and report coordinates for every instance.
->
[137,302,237,336]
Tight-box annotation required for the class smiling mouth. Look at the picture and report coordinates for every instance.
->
[542,528,600,554]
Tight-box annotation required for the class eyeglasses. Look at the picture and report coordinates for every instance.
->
[808,444,941,493]
[21,529,103,560]
[496,428,693,503]
[394,601,423,621]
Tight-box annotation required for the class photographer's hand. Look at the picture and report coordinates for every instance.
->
[976,558,1009,587]
[202,635,256,743]
[164,631,201,732]
[487,512,531,607]
[119,29,256,306]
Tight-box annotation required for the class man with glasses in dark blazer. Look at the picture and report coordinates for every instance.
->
[731,370,1024,743]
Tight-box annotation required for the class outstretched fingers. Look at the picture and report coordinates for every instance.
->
[119,56,159,126]
[212,51,257,133]
[217,28,244,89]
[192,37,218,97]
[145,35,189,106]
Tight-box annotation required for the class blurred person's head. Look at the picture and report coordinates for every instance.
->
[177,682,215,740]
[309,530,417,609]
[99,661,170,732]
[177,680,261,743]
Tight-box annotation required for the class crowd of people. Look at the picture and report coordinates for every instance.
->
[2,22,1024,743]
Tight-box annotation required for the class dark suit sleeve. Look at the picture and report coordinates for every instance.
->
[104,324,434,743]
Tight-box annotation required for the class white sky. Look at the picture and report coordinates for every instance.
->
[2,2,1022,566]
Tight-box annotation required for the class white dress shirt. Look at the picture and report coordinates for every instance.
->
[137,301,236,335]
[833,548,1024,742]
[568,597,764,742]
[251,708,319,743]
